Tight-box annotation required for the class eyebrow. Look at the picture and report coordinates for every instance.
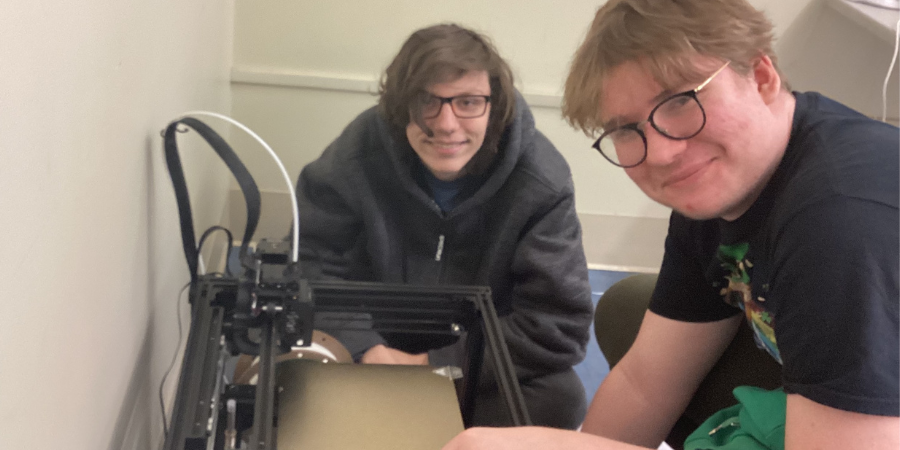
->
[650,87,676,104]
[599,115,624,132]
[423,87,491,97]
[600,87,677,131]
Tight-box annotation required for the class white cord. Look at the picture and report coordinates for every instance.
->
[173,111,300,263]
[881,17,900,122]
[159,282,192,442]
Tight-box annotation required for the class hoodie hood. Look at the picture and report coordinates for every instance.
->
[375,90,536,217]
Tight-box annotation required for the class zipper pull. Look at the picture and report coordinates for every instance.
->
[435,235,445,261]
[708,418,740,435]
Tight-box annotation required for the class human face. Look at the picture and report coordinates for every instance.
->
[406,70,491,181]
[599,58,785,220]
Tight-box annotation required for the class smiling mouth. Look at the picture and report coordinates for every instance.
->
[429,140,467,146]
[663,160,713,188]
[428,140,469,155]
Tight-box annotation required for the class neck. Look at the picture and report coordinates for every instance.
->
[770,90,796,155]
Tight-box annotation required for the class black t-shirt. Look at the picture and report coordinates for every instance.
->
[650,92,899,416]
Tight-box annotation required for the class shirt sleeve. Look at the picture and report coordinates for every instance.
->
[497,187,594,380]
[650,213,742,322]
[772,196,899,416]
[295,146,386,360]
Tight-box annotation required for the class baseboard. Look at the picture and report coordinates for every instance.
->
[225,189,667,272]
[579,214,667,273]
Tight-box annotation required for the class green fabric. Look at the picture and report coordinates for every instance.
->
[684,386,786,450]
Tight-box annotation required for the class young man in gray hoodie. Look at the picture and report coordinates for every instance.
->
[295,23,594,429]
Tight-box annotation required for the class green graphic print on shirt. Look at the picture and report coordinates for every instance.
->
[717,242,782,364]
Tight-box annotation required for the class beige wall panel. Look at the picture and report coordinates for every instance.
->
[230,0,897,269]
[529,106,673,218]
[778,0,899,122]
[230,85,379,193]
[0,2,234,449]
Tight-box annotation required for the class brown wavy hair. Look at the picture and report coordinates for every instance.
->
[378,23,516,174]
[563,0,789,137]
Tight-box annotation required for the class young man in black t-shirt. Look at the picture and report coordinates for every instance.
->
[442,0,899,449]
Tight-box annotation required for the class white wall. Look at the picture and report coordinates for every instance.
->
[228,0,897,271]
[0,2,889,448]
[0,2,234,449]
[229,0,669,219]
[778,0,899,122]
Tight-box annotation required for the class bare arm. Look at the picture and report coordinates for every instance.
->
[440,312,743,450]
[442,426,650,450]
[582,311,742,448]
[360,344,428,365]
[786,394,900,450]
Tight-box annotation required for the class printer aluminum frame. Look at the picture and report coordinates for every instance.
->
[163,239,531,450]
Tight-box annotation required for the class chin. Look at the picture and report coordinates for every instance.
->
[428,164,465,181]
[663,196,727,221]
[672,197,751,222]
[673,207,721,221]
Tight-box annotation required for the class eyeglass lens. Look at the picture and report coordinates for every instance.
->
[422,95,489,119]
[598,94,705,167]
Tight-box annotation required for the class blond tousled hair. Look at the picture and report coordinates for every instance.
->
[562,0,788,136]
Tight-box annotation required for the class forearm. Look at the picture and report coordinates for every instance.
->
[360,344,428,365]
[315,313,386,361]
[500,305,591,376]
[581,362,683,448]
[443,426,654,450]
[583,313,741,447]
[500,189,593,375]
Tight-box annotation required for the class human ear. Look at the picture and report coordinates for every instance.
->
[752,54,782,105]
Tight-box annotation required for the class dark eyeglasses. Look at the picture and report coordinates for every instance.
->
[419,94,491,119]
[592,61,731,168]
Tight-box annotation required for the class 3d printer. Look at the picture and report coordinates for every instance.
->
[160,116,531,450]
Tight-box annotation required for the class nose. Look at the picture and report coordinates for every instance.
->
[429,102,460,134]
[642,125,687,166]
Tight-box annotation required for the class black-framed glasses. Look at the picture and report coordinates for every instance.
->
[419,94,491,119]
[592,61,731,168]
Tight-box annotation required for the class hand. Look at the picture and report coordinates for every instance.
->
[442,427,520,450]
[442,426,627,450]
[360,344,429,365]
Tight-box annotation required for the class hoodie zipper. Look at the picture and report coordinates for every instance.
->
[435,234,445,261]
[430,199,447,281]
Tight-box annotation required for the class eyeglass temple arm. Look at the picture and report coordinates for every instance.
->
[694,61,731,92]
